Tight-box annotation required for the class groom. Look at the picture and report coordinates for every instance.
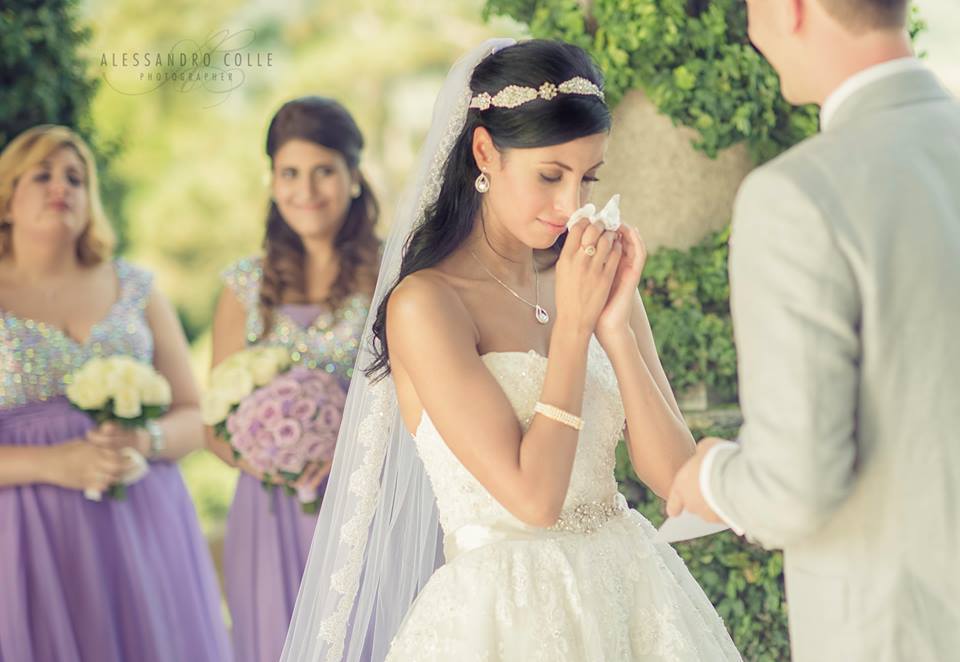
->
[666,0,960,660]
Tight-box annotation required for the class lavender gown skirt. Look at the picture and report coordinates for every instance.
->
[222,303,333,662]
[224,470,327,662]
[0,398,232,662]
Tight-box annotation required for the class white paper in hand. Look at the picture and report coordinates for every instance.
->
[655,510,729,544]
[566,194,621,231]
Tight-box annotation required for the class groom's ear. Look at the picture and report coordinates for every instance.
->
[769,0,805,36]
[785,0,806,33]
[471,126,502,173]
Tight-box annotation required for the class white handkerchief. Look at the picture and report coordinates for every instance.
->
[654,510,729,544]
[84,446,151,502]
[566,193,621,231]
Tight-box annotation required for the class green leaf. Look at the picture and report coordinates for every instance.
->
[481,0,930,160]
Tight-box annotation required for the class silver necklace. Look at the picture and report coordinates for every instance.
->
[469,249,549,324]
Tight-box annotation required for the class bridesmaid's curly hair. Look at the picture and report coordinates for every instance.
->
[259,97,380,334]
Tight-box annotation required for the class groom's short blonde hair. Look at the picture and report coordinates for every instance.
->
[818,0,909,32]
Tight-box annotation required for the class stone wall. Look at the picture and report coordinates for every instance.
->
[592,89,754,251]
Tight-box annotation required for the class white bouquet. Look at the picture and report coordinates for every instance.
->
[65,355,172,500]
[201,346,292,428]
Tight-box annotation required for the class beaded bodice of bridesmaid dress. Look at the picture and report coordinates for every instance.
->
[0,258,153,410]
[222,256,369,386]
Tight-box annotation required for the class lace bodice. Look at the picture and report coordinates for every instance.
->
[413,336,626,537]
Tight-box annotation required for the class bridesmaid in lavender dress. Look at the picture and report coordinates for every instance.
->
[0,126,231,662]
[207,97,380,662]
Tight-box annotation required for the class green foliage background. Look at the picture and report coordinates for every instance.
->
[642,226,738,401]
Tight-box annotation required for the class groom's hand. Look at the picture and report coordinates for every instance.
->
[665,438,726,522]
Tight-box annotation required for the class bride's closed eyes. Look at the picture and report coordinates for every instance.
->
[538,173,601,184]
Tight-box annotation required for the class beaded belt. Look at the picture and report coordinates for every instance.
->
[548,493,629,534]
[443,493,630,561]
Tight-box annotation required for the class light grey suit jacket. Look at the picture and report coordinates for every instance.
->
[706,66,960,661]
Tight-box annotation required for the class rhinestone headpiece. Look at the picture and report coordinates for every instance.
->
[469,76,605,111]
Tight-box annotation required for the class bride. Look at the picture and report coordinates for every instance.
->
[282,38,742,661]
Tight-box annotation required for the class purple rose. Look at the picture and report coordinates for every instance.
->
[305,374,341,400]
[315,403,343,431]
[302,381,326,399]
[247,448,274,473]
[254,429,277,455]
[325,383,347,409]
[273,418,303,449]
[303,430,337,462]
[290,397,317,421]
[288,366,313,383]
[276,448,306,474]
[227,407,255,436]
[226,412,242,436]
[231,430,257,454]
[279,397,297,417]
[236,395,254,415]
[270,377,300,399]
[255,399,283,428]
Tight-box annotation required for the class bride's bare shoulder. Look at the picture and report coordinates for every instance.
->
[387,268,479,353]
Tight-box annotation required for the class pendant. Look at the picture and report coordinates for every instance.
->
[535,305,550,325]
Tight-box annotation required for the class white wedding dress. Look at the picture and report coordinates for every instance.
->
[385,338,743,661]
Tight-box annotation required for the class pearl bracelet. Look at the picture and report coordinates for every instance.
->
[533,402,584,431]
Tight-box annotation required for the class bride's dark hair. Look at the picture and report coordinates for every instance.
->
[366,39,611,382]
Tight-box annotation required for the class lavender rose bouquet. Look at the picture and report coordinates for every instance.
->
[203,349,345,513]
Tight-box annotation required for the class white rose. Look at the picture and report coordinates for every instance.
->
[113,389,142,419]
[141,374,172,407]
[201,390,232,425]
[209,364,229,388]
[104,355,136,376]
[105,362,141,400]
[133,361,157,384]
[66,378,109,410]
[250,354,280,386]
[266,347,292,370]
[216,366,255,405]
[211,351,252,384]
[91,360,116,388]
[223,350,254,371]
[71,360,101,388]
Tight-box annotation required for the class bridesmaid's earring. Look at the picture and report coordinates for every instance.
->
[474,172,490,193]
[350,183,362,199]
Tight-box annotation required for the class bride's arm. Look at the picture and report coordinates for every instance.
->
[590,225,693,498]
[625,290,686,419]
[387,271,592,528]
[604,290,695,499]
